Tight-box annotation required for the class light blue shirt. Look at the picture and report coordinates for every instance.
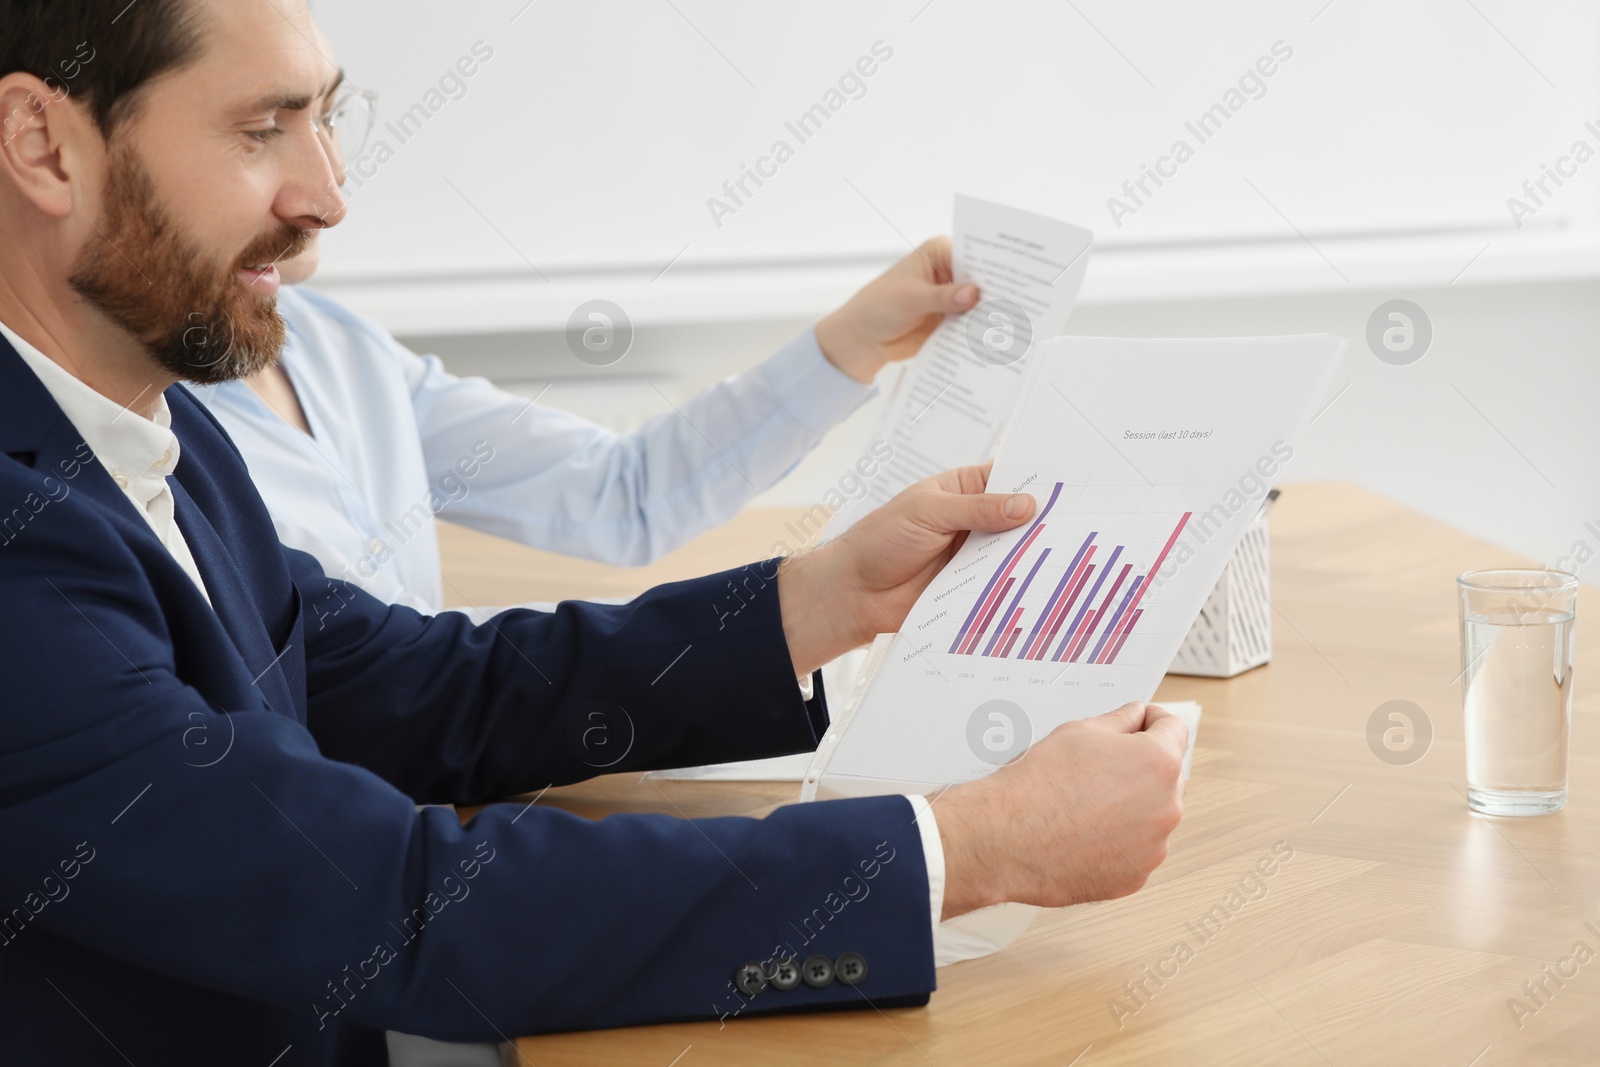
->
[187,285,874,614]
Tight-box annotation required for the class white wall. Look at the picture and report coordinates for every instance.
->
[301,0,1600,584]
[308,0,1600,330]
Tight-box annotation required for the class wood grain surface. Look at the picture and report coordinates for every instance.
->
[439,482,1600,1066]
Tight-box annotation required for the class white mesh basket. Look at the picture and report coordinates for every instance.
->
[1168,513,1272,678]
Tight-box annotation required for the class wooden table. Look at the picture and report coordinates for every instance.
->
[440,483,1600,1066]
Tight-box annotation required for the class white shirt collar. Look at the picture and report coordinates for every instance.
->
[0,320,182,503]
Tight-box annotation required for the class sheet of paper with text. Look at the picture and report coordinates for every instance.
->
[827,195,1094,534]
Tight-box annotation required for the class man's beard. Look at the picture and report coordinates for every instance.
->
[68,146,311,385]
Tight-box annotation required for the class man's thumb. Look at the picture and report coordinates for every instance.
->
[932,490,1034,534]
[948,283,980,312]
[922,281,978,315]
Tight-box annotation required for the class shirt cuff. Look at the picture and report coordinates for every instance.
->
[759,328,876,434]
[904,794,945,934]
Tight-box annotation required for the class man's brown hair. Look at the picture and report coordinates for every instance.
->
[1,0,206,135]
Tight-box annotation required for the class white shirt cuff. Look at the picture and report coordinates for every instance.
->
[904,794,945,935]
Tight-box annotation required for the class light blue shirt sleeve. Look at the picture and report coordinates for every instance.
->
[188,286,876,614]
[398,317,875,566]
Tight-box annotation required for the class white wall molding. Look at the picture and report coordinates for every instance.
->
[310,225,1600,337]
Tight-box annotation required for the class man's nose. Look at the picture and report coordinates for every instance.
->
[280,124,349,231]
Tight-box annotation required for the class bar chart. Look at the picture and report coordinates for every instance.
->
[948,481,1192,664]
[812,333,1344,795]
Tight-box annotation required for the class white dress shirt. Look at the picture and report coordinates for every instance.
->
[0,321,210,604]
[908,795,946,933]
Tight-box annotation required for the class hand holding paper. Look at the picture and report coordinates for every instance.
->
[778,464,1036,677]
[814,236,982,383]
[804,331,1343,962]
[936,700,1189,921]
[828,195,1094,532]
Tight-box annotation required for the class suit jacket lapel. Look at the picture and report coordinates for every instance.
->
[169,478,300,720]
[0,334,296,721]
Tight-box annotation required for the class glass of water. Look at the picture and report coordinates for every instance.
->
[1457,569,1578,816]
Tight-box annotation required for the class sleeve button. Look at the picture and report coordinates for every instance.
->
[767,957,802,992]
[801,954,834,989]
[733,961,768,997]
[835,951,868,986]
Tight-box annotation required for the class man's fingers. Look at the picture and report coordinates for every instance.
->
[932,462,994,498]
[924,489,1035,534]
[1082,700,1149,735]
[915,236,954,283]
[901,278,979,320]
[940,281,980,312]
[1141,703,1191,758]
[904,240,974,311]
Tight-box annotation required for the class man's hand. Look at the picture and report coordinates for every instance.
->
[814,237,980,383]
[935,701,1188,919]
[776,464,1035,676]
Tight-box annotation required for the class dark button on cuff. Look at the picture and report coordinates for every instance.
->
[835,951,868,986]
[733,961,768,996]
[767,957,802,992]
[801,953,834,989]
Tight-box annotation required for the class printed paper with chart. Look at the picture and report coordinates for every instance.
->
[811,334,1345,797]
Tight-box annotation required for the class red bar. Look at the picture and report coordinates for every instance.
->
[1025,551,1097,660]
[1090,575,1144,664]
[958,524,1045,654]
[1088,513,1191,662]
[963,576,1015,656]
[1065,563,1133,663]
[1030,563,1096,661]
[1104,609,1143,664]
[992,605,1023,655]
[999,627,1023,657]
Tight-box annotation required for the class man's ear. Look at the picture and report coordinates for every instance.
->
[0,72,98,221]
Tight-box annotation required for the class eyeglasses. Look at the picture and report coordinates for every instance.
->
[314,85,378,170]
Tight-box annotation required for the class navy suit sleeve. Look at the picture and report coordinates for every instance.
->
[294,552,826,805]
[0,472,936,1042]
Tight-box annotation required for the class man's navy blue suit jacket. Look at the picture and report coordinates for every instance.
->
[0,335,936,1064]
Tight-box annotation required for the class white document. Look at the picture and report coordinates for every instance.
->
[829,195,1093,533]
[803,333,1342,963]
[810,334,1342,797]
[654,196,1089,783]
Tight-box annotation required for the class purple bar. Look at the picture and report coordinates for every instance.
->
[1022,534,1095,657]
[983,548,1051,656]
[1031,568,1089,658]
[1088,512,1192,660]
[1105,609,1143,664]
[1053,545,1123,662]
[966,576,1015,655]
[1068,563,1133,663]
[949,482,1063,652]
[956,524,1043,654]
[1090,575,1145,664]
[1030,557,1097,660]
[989,606,1023,658]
